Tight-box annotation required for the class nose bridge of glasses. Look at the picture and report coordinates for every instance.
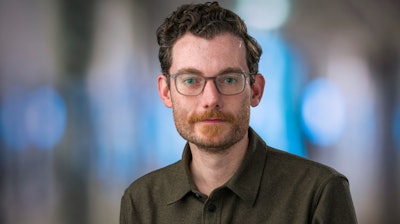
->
[203,76,220,94]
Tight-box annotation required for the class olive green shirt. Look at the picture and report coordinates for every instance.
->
[120,128,357,223]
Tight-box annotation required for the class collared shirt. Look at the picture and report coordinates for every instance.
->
[120,128,357,223]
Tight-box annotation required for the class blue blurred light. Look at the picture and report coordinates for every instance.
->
[0,89,31,150]
[25,87,67,150]
[394,104,400,151]
[155,101,185,166]
[249,32,306,157]
[300,78,346,147]
[89,84,138,181]
[235,0,291,30]
[0,86,66,151]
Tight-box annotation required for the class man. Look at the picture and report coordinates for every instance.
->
[120,2,357,223]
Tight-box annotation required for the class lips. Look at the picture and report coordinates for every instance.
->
[202,118,224,123]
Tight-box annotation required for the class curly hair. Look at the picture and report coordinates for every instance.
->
[156,1,262,86]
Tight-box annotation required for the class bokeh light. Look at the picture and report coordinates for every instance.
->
[301,78,346,147]
[394,104,400,150]
[0,89,31,150]
[0,86,66,151]
[250,31,305,156]
[235,0,291,30]
[25,87,67,150]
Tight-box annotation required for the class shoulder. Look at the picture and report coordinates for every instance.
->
[124,160,182,196]
[260,147,357,222]
[120,160,186,223]
[265,146,347,183]
[250,128,346,181]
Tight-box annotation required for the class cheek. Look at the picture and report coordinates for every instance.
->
[238,97,251,119]
[239,92,252,117]
[225,93,251,120]
[170,91,198,111]
[238,88,252,107]
[171,96,191,119]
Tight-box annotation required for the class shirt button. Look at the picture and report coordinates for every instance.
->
[208,203,217,212]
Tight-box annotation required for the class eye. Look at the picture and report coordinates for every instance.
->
[224,77,236,84]
[218,74,240,85]
[178,74,203,86]
[183,77,196,85]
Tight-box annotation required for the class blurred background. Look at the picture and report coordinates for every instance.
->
[0,0,399,223]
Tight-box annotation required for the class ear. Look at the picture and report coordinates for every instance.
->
[250,74,265,107]
[157,74,173,108]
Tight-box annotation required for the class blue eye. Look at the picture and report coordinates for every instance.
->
[184,77,196,85]
[218,74,240,85]
[178,74,203,87]
[224,77,236,84]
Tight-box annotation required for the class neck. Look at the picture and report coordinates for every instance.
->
[189,133,249,196]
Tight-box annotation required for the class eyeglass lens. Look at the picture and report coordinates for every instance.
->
[174,73,246,96]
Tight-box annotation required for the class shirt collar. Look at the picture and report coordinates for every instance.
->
[166,127,268,207]
[166,143,194,205]
[226,127,267,207]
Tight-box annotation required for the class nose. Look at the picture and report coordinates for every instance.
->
[200,79,221,109]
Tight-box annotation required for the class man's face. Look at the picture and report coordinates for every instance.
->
[158,33,263,153]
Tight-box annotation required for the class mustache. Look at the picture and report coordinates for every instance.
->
[188,110,235,124]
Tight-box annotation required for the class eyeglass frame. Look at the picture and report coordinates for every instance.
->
[165,72,254,96]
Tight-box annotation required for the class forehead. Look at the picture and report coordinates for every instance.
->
[170,33,248,74]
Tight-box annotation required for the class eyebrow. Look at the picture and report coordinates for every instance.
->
[173,67,245,76]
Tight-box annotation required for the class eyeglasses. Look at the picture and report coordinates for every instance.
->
[167,72,251,96]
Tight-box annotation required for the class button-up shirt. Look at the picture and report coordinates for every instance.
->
[120,128,357,223]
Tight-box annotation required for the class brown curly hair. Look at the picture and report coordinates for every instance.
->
[156,1,262,86]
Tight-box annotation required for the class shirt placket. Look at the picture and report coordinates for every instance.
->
[202,194,222,224]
